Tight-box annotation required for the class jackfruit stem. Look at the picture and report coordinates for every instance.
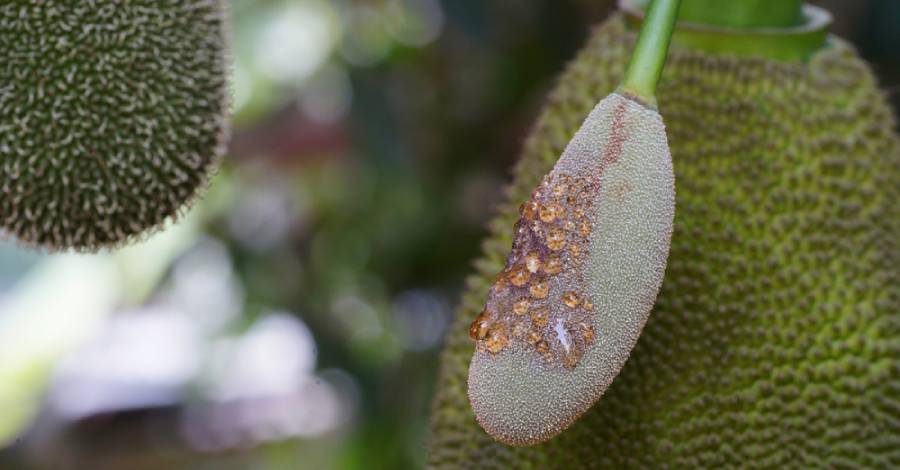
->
[678,0,803,28]
[617,0,680,108]
[621,1,831,62]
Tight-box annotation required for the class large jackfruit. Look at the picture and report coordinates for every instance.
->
[428,15,900,468]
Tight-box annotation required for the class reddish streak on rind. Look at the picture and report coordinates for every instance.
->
[594,100,629,187]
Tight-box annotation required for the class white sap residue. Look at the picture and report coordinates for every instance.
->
[554,319,571,353]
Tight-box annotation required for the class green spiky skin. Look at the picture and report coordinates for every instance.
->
[429,16,899,468]
[0,1,229,252]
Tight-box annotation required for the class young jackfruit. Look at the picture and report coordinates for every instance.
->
[468,92,675,446]
[430,15,899,468]
[0,1,229,251]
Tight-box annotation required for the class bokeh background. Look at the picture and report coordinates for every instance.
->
[0,1,896,469]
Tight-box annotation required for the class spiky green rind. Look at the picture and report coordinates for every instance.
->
[429,16,899,468]
[0,0,230,252]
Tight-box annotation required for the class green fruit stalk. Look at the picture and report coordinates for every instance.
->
[0,1,230,251]
[429,12,900,469]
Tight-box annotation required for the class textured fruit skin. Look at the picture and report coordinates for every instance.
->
[0,1,229,251]
[468,93,675,446]
[428,16,900,468]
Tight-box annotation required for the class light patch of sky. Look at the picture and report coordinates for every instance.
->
[255,1,338,84]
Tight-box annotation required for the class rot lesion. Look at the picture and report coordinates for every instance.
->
[469,172,598,369]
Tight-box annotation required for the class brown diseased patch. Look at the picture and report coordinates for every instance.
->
[469,173,599,369]
[469,103,631,369]
[467,100,633,370]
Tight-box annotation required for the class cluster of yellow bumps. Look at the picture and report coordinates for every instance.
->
[469,172,599,369]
